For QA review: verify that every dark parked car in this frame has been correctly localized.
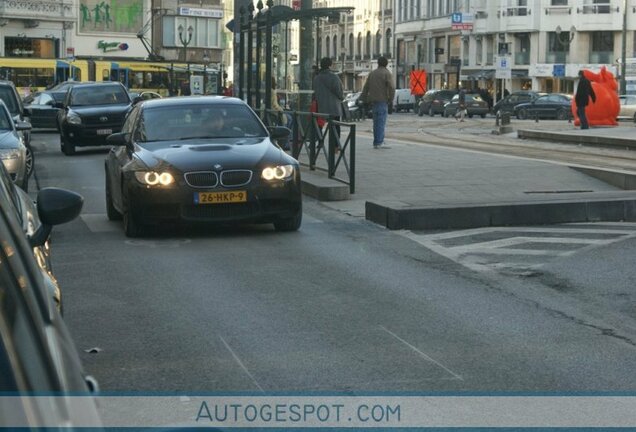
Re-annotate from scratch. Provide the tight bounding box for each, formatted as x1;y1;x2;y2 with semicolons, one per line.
0;100;31;190
24;90;67;129
0;80;33;177
514;93;573;120
57;81;132;155
0;162;100;419
443;93;490;118
417;89;458;117
493;90;543;115
105;96;302;237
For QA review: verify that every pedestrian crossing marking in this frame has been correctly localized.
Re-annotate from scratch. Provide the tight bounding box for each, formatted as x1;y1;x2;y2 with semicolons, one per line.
399;223;636;273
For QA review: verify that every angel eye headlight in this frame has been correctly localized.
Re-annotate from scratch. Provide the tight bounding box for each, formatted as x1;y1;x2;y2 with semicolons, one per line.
262;164;294;180
134;171;174;186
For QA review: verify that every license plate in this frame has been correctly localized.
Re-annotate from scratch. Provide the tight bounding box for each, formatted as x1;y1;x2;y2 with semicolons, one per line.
97;129;112;135
195;191;247;204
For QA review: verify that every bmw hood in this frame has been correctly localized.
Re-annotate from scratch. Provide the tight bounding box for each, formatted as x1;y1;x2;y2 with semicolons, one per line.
134;137;289;172
0;131;20;149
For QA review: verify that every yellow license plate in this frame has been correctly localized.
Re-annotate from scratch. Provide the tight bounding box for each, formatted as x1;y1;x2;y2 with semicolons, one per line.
195;191;247;204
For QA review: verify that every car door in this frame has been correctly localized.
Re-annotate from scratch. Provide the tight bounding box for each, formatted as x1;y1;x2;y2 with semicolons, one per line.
28;93;58;129
108;105;140;211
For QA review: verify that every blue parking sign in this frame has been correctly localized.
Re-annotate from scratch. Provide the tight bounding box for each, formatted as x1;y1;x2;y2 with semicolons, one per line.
452;13;462;23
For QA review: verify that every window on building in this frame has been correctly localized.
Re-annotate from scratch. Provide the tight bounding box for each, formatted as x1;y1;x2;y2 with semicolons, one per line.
357;33;362;58
486;35;494;65
349;33;354;58
515;33;530;65
333;35;338;58
325;36;330;58
385;29;392;57
590;31;614;63
365;31;371;58
547;32;569;63
376;31;382;56
551;0;568;4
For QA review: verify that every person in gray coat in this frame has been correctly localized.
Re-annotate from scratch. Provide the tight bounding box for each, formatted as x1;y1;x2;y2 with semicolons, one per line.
312;57;344;121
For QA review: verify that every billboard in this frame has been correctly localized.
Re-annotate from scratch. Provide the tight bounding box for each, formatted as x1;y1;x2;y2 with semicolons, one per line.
79;0;143;34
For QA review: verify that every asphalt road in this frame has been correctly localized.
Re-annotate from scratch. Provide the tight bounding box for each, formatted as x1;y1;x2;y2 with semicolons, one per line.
31;130;636;393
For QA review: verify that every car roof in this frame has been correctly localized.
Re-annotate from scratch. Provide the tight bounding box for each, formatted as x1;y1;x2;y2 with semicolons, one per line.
0;80;17;88
140;95;247;109
69;82;123;90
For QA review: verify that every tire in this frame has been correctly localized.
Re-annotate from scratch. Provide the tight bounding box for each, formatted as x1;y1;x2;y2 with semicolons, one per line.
429;107;435;117
556;109;567;120
24;144;34;178
517;108;528;120
633;113;636;124
468;114;474;118
60;135;75;156
273;208;302;232
480;113;487;118
105;172;122;221
123;206;145;238
417;104;425;117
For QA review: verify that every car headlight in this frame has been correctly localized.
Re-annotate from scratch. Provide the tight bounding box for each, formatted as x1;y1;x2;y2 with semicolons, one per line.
67;111;82;125
134;171;175;186
0;149;21;160
262;164;294;181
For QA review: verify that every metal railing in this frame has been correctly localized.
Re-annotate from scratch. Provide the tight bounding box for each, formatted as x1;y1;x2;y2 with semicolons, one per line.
259;108;356;194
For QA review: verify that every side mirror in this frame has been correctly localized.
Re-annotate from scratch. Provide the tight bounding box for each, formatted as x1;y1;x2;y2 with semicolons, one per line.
106;132;130;146
269;126;290;140
29;188;83;247
44;99;54;106
132;96;143;105
15;121;32;131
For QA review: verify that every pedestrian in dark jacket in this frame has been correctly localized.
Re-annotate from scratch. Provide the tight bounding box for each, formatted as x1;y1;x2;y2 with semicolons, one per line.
575;70;596;130
312;57;344;120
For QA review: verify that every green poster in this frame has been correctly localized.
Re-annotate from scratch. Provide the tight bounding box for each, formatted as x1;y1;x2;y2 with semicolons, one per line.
79;0;143;34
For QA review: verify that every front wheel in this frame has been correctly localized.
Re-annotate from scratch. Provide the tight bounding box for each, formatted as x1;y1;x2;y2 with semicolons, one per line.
517;108;528;120
556;109;567;120
60;135;76;156
123;207;145;237
480;113;487;118
105;172;122;221
429;107;435;117
274;209;302;232
24;144;34;178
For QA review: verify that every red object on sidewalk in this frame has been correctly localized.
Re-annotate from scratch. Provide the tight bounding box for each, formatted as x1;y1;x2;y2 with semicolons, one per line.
310;99;326;128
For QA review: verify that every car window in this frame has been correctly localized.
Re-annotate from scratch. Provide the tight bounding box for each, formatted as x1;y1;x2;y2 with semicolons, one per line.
0;86;19;115
139;104;268;142
122;105;140;135
0;105;12;130
71;86;129;106
39;93;53;105
0;163;21;219
508;95;519;103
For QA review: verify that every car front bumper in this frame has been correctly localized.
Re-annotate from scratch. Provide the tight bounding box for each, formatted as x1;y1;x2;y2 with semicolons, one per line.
64;124;123;146
1;150;26;185
126;173;302;226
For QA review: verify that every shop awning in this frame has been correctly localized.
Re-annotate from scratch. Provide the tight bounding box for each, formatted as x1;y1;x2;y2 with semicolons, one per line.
512;69;530;79
466;70;495;80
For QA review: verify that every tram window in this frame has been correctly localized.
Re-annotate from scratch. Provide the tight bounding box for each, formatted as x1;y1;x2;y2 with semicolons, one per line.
0;68;55;88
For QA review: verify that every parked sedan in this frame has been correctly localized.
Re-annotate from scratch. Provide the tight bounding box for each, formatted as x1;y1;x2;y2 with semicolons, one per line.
24;90;66;129
0;162;100;421
618;95;636;122
0;100;31;190
492;90;544;115
514;93;573;120
57;81;132;155
443;93;490;118
418;89;458;116
105;96;302;237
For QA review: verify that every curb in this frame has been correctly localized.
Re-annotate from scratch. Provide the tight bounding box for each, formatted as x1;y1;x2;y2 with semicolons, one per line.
300;169;350;201
518;129;636;149
366;195;636;230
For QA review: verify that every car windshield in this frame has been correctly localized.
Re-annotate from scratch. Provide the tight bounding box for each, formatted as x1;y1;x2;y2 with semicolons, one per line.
71;86;129;106
0;87;19;116
139;103;268;142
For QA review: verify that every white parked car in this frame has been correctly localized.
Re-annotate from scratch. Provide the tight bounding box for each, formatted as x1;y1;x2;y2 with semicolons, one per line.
393;88;416;112
618;95;636;122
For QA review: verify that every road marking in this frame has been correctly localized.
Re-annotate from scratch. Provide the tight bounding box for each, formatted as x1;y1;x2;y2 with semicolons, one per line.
220;336;265;393
380;325;463;381
399;223;636;273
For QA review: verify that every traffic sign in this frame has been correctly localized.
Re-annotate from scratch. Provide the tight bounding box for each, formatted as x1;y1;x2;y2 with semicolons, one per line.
495;56;511;79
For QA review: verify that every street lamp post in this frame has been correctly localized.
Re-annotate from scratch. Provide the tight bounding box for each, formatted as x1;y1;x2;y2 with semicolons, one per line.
178;24;194;63
555;25;575;93
620;0;627;95
203;51;210;94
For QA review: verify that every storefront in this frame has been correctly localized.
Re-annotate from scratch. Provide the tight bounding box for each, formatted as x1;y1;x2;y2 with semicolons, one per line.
4;37;58;59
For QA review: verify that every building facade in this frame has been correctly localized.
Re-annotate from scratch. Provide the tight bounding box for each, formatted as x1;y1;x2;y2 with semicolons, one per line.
394;0;636;97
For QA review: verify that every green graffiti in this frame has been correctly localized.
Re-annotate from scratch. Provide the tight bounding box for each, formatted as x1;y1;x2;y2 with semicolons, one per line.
80;4;91;27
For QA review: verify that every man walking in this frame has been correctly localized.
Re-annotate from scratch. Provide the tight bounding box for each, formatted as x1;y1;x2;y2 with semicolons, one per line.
361;56;395;149
575;70;596;130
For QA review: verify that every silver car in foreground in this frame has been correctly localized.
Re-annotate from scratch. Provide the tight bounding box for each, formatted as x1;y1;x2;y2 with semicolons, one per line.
0;100;31;191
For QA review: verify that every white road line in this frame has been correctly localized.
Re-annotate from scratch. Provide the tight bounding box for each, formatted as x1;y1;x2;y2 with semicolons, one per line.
459;248;568;256
219;336;265;393
419;227;634;241
448;236;609;252
379;325;463;381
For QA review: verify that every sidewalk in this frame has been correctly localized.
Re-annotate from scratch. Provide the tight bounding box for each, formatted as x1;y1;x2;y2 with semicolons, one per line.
298;117;636;230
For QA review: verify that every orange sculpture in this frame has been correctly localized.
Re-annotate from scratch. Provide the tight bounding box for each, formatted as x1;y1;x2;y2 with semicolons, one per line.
571;67;620;127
